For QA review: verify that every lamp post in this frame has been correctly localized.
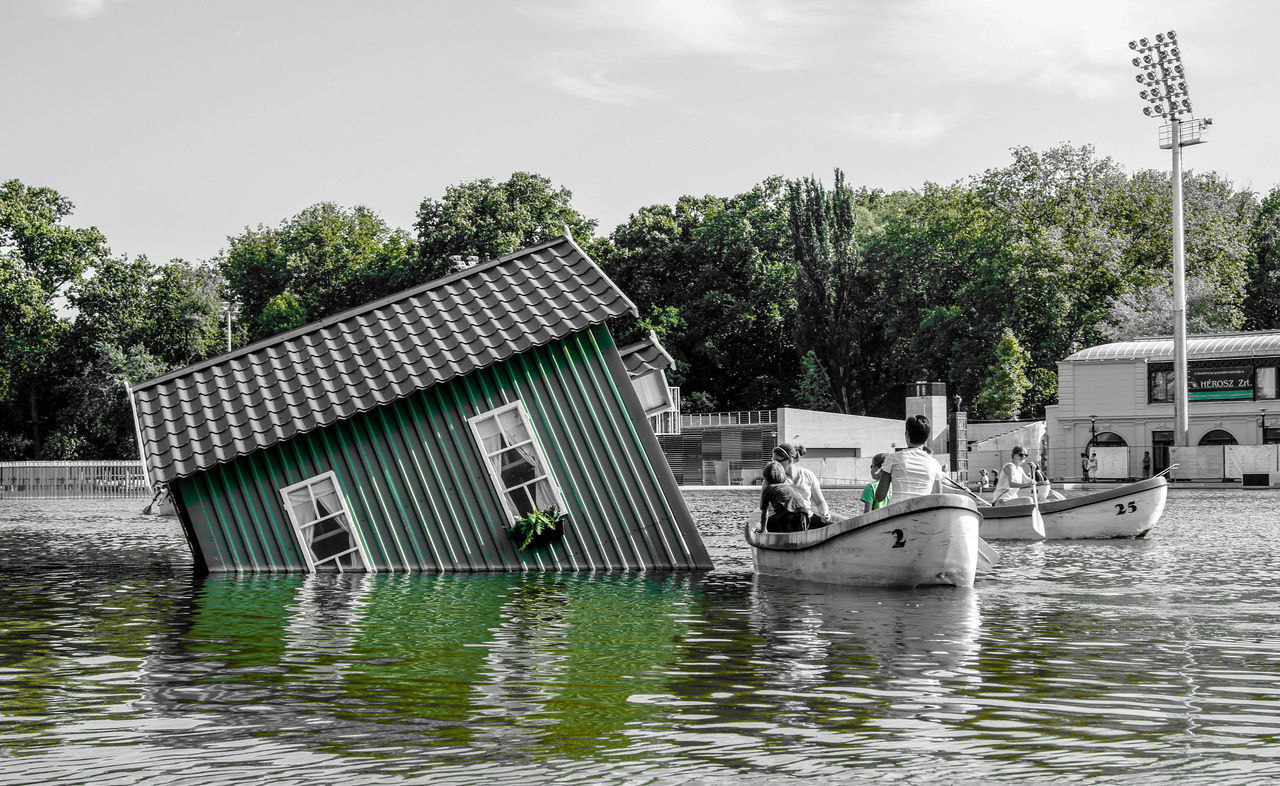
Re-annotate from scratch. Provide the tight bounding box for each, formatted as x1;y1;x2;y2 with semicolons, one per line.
218;300;241;353
1128;31;1210;449
1089;415;1097;448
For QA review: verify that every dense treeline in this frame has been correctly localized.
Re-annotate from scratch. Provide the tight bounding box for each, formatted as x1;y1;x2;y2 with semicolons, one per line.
3;145;1280;460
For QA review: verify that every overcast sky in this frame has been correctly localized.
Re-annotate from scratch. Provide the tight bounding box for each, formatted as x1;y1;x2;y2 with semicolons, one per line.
2;0;1271;265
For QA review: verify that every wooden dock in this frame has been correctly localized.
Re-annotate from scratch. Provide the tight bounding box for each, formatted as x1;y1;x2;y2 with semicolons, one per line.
0;461;149;499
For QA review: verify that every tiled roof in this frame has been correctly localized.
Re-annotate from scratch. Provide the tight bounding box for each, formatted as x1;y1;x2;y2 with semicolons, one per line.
1062;331;1280;363
130;236;636;485
618;331;675;378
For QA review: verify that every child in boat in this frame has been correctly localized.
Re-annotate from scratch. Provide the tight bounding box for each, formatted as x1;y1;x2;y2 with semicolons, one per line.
861;453;892;513
758;460;814;533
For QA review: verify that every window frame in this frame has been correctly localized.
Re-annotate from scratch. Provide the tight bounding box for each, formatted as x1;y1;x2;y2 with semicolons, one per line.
467;400;566;522
279;470;370;573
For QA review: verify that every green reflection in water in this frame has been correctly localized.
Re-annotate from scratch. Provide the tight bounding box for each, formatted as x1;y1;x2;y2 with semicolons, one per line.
160;571;697;762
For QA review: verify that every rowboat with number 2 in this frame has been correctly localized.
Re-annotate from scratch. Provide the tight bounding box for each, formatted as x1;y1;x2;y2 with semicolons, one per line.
745;493;985;588
978;475;1168;540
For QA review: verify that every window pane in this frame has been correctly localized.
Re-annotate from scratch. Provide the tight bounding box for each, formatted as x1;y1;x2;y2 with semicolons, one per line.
497;408;531;444
510;485;537;518
1257;367;1277;400
287;487;315;524
314;481;342;519
310;515;355;563
495;447;539;491
473;414;504;453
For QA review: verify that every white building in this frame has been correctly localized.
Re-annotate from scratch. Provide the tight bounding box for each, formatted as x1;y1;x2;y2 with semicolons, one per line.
1045;331;1280;484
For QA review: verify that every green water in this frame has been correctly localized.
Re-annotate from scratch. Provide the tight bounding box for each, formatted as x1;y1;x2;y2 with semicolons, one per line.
1;490;1279;783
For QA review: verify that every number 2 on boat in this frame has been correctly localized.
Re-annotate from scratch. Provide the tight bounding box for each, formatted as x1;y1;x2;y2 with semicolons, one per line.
890;529;905;548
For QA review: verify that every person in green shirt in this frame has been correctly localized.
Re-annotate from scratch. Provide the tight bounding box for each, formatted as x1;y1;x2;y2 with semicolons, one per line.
861;452;892;513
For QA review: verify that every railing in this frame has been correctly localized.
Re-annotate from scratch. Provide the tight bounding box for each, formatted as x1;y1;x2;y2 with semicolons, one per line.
0;461;150;499
681;410;777;429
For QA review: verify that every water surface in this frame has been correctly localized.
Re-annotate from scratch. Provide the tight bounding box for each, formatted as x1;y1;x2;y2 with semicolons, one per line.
2;490;1279;783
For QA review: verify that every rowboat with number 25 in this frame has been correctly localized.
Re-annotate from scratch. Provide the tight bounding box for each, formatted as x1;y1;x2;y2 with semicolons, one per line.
978;475;1168;540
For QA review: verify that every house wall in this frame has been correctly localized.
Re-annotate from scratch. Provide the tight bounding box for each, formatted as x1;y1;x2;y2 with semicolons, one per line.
171;325;709;572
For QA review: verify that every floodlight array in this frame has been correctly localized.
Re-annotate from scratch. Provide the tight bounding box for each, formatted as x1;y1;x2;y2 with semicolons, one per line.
1129;30;1193;119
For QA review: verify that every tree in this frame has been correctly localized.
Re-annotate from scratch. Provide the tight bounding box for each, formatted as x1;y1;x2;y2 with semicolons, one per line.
787;170;878;414
793;350;836;411
220;203;415;342
0;180;108;456
415;172;600;281
1244;186;1280;329
974;328;1031;420
604;178;799;411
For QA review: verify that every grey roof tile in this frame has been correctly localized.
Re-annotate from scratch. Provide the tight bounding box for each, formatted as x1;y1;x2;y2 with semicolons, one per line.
619;331;675;378
131;236;635;484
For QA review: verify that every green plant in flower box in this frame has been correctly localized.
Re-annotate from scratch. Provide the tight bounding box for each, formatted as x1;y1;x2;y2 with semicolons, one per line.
506;506;567;550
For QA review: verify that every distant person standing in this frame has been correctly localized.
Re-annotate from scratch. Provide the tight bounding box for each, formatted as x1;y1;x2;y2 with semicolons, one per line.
1142;451;1152;478
1081;452;1089;482
1088;451;1099;482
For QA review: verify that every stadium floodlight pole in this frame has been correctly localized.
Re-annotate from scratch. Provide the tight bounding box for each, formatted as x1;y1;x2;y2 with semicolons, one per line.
1128;30;1211;448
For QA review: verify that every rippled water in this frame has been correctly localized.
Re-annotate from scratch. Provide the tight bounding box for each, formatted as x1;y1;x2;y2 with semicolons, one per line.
2;489;1280;784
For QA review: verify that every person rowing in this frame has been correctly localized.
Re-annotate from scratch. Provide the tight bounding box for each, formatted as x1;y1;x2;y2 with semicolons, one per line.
991;446;1038;505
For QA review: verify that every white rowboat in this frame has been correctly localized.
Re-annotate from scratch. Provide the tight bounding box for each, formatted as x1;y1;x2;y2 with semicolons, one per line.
977;476;1168;540
746;493;981;588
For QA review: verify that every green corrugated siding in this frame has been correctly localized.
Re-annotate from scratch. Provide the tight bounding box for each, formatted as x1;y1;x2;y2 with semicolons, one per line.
171;326;708;572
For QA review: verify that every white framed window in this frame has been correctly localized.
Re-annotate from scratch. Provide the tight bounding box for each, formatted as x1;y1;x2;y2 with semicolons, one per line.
468;401;565;520
280;471;369;573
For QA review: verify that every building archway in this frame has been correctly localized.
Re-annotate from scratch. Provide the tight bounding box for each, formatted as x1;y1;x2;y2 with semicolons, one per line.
1092;431;1127;447
1197;429;1238;446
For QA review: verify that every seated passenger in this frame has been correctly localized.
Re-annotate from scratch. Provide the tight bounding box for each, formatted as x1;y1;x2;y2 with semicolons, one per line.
874;415;943;506
759;460;812;533
861;452;892;513
773;443;830;522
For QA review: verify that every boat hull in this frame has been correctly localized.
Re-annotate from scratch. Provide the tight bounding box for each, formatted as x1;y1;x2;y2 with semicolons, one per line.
977;499;1046;540
1040;476;1168;539
977;476;1168;540
749;493;980;588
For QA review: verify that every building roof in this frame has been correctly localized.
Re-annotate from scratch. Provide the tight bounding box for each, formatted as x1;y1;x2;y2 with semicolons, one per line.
618;331;675;378
1062;331;1280;363
131;235;636;485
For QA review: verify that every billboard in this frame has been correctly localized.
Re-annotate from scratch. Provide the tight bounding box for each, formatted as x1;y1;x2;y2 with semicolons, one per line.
1188;365;1254;401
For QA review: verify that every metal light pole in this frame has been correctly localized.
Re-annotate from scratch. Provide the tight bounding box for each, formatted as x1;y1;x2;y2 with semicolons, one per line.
218;300;241;353
1128;31;1211;448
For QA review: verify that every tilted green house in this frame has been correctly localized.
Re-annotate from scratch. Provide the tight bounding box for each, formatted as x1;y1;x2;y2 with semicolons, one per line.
128;236;710;573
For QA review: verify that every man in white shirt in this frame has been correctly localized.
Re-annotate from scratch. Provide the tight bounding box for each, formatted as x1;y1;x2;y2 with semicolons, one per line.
874;415;943;505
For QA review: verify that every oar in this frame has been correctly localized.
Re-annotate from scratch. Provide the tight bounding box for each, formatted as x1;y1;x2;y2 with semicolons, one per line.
1153;463;1179;479
976;538;1000;570
942;476;992;507
941;478;1000;569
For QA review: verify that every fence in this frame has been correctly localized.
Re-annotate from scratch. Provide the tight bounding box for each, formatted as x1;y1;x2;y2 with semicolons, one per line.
681;410;777;429
0;461;150;499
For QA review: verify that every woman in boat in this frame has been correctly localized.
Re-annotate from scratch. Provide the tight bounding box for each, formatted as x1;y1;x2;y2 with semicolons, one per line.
873;415;943;505
991;446;1038;505
758;460;813;533
773;443;831;523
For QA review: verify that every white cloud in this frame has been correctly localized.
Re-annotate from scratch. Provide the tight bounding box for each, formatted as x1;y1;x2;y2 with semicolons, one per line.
54;0;123;20
541;55;658;105
861;0;1229;102
530;0;841;71
840;109;960;147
